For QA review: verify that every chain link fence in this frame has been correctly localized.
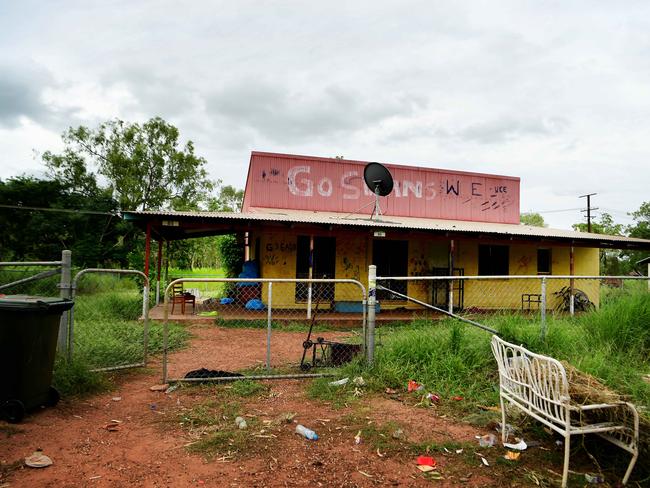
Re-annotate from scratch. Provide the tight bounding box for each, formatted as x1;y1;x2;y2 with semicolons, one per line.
374;274;650;337
70;269;150;371
0;261;62;297
161;278;366;383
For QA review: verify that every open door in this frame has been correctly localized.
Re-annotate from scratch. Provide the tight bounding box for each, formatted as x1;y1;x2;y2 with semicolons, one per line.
296;236;336;302
372;239;408;301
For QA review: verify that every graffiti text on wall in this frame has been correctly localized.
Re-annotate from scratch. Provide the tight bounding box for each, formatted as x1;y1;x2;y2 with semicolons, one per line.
283;166;510;209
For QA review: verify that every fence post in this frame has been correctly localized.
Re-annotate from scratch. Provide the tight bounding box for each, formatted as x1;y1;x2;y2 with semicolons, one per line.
307;285;312;319
142;283;150;366
266;282;273;371
58;250;72;357
540;276;547;339
367;265;376;365
448;280;454;314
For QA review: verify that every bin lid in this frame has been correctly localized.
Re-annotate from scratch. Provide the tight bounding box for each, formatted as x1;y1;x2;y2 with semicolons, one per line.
0;295;74;312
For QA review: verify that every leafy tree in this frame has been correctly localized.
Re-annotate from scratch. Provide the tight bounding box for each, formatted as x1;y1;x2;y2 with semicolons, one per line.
625;201;650;272
572;212;623;235
43;117;213;211
167;185;245;271
207;185;244;212
0;176;133;266
520;212;547;227
628;202;650;240
572;213;626;275
218;235;244;278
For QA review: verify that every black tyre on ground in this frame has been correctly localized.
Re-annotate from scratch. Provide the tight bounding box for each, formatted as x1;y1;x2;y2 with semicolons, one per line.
2;399;25;423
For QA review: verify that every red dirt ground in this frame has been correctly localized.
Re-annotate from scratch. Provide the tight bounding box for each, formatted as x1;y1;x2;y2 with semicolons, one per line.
0;325;591;487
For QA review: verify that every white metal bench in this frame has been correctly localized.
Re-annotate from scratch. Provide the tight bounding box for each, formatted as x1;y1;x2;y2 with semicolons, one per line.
491;335;639;487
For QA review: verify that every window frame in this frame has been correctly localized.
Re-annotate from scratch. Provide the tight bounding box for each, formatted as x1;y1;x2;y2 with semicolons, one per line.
537;248;552;275
478;244;510;276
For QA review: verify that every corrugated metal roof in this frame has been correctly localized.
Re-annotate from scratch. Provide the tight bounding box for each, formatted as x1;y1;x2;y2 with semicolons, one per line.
122;207;650;248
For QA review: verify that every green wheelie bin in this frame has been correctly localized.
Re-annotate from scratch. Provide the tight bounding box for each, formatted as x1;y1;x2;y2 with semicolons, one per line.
0;295;74;423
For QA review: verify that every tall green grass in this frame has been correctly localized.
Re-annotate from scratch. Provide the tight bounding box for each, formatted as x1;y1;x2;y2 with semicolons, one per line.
366;289;650;412
366;320;498;406
73;290;189;367
54;276;189;396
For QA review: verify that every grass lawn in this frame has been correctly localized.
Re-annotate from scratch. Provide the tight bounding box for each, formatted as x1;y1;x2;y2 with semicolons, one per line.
168;267;226;298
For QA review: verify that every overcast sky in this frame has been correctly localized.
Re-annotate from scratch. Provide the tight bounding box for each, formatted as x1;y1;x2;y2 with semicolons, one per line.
1;0;649;229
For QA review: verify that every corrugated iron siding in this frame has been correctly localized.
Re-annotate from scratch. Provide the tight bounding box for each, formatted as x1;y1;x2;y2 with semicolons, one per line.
242;152;520;224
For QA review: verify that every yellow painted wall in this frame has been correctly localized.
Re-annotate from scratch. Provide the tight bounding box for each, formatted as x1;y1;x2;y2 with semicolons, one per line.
252;229;601;311
456;242;600;310
257;231;368;308
573;247;600;308
258;232;300;308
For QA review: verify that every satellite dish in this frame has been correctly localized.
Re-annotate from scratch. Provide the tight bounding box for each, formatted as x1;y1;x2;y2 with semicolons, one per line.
364;162;394;197
360;162;394;219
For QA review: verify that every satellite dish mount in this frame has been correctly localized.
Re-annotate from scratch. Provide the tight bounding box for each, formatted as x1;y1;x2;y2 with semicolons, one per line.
348;162;393;220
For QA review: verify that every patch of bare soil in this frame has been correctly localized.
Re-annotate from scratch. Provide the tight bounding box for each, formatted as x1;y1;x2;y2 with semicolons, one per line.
166;325;353;379
0;324;583;487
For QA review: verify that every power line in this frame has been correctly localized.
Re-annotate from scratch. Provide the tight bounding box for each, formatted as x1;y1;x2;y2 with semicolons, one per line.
531;207;583;214
0;203;117;216
599;208;635;219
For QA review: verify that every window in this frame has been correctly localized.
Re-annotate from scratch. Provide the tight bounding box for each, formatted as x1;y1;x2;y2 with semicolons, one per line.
478;245;509;276
537;249;551;274
373;240;408;300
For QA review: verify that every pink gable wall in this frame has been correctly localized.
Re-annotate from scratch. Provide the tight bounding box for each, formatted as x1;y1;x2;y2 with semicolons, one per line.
242;152;520;224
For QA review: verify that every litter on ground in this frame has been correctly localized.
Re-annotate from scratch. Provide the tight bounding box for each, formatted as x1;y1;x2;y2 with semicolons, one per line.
329;377;349;386
503;439;527;451
477;433;496;447
504;451;521;461
25;450;53;468
416;455;436;467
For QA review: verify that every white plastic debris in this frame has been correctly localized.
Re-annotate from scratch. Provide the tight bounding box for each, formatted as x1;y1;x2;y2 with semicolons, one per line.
329;377;349;386
503;439;527;451
25;450;53;468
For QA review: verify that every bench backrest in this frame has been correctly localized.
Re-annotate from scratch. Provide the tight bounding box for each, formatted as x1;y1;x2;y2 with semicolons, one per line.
491;335;571;426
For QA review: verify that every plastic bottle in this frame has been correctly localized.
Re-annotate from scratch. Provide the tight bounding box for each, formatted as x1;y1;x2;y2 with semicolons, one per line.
295;424;318;440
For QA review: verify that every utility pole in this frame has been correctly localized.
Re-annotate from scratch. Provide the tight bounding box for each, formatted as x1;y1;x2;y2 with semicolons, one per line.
579;193;598;232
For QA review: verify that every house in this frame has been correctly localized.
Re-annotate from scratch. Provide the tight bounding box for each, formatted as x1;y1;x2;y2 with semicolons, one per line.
122;151;650;311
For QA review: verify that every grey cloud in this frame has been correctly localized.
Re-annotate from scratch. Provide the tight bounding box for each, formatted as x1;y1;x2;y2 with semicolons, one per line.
384;116;568;145
0;62;52;128
102;63;198;120
458;117;569;144
0;61;82;131
206;80;427;143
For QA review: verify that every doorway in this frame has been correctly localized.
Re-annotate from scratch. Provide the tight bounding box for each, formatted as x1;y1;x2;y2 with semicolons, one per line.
372;239;408;301
295;236;336;302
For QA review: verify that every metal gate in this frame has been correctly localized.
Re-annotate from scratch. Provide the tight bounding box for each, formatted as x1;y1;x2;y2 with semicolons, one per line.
161;278;366;383
69;269;150;371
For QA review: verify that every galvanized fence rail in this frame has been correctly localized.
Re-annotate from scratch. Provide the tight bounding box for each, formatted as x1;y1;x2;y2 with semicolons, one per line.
0;250;72;353
69;269;150;371
373;273;650;338
161;278;366;384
